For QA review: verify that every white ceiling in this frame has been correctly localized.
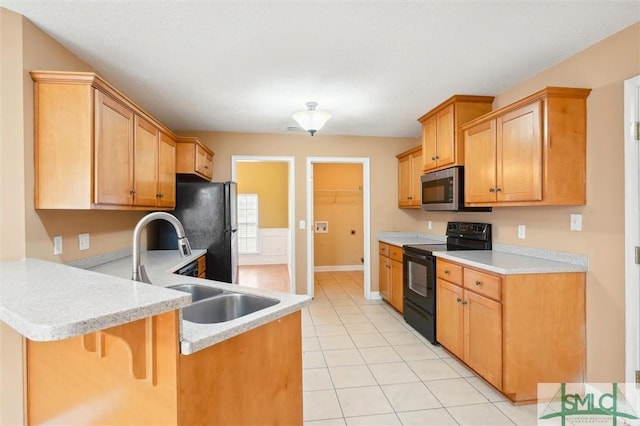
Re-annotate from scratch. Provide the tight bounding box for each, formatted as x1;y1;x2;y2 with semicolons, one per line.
2;1;639;138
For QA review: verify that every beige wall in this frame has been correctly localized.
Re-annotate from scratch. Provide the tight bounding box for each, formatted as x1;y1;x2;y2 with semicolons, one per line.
313;163;364;267
236;161;288;228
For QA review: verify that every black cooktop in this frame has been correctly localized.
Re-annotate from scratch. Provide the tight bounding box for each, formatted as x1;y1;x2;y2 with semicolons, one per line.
403;222;492;255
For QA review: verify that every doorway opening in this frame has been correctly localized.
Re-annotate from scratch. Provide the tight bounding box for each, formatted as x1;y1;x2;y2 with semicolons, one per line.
306;157;371;299
231;156;295;294
624;75;639;384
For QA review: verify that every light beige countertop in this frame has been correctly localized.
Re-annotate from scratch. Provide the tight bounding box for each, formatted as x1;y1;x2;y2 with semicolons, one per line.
435;250;588;275
89;250;312;355
0;258;191;342
1;250;311;354
378;231;588;274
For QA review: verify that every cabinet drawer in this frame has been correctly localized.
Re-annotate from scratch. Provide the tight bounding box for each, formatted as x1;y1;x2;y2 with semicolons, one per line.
379;243;390;257
389;245;403;262
464;268;501;301
437;259;462;285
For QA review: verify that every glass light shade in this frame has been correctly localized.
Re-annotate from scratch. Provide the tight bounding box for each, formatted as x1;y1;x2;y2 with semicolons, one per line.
292;105;331;136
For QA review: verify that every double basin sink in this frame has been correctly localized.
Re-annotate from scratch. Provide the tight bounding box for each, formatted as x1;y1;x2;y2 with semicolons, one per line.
169;284;279;324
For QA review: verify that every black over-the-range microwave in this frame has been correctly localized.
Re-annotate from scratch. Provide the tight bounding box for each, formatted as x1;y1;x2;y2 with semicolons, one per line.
421;166;491;212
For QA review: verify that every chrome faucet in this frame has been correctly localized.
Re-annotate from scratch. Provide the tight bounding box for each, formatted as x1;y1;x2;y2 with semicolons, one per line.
132;212;192;283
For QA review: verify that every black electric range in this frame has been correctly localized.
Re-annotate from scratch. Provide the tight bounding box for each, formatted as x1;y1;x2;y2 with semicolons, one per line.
402;222;492;344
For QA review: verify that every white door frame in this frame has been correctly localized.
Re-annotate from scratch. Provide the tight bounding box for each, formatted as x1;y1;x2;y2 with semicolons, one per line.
624;75;640;384
306;157;371;299
231;155;296;294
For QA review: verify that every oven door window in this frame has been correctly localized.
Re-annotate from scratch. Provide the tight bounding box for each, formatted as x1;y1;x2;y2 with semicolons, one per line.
407;259;428;297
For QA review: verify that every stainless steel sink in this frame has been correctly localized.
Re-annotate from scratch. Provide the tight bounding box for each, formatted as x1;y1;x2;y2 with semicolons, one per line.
168;284;223;302
182;293;280;324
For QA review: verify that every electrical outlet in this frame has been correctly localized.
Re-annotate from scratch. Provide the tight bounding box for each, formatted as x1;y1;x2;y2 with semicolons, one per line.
53;236;63;255
427;221;432;231
518;225;526;239
570;214;583;231
79;233;90;251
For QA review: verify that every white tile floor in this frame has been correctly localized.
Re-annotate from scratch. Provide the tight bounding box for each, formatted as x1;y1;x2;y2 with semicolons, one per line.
303;271;540;426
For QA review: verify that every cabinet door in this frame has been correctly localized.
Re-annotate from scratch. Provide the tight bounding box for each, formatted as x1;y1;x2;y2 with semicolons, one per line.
203;152;213;179
435;104;455;168
409;149;423;206
464;290;502;389
496;101;542;202
379;255;391;302
436;279;464;359
94;91;134;206
421;115;438;171
397;154;412;207
133;116;159;207
464;120;497;204
157;133;176;208
390;259;404;313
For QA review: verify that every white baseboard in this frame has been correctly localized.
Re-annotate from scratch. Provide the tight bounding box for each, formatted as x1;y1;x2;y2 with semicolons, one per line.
368;291;382;300
314;265;364;272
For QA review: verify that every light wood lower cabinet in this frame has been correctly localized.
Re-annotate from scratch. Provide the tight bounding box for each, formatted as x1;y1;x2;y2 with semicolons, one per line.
197;254;207;279
27;310;302;425
379;242;403;313
436;258;585;403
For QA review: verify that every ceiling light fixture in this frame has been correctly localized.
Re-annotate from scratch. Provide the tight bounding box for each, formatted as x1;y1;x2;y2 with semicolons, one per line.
292;102;331;136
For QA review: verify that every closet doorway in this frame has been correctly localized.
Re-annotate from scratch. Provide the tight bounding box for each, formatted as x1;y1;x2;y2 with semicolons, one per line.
306;157;371;299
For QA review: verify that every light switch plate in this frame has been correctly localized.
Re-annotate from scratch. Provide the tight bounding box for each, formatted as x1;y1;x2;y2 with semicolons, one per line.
53;236;62;255
570;214;583;231
299;220;306;230
518;225;526;239
427;221;432;230
79;233;90;250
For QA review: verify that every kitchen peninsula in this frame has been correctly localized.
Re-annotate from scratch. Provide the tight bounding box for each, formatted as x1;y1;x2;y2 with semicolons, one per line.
0;251;310;425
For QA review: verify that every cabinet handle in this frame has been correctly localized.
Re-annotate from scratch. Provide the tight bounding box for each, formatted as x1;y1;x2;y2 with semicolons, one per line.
130;189;136;195
407;196;412;200
204;165;209;169
456;297;462;303
156;193;164;199
462;300;468;305
495;187;502;192
431;156;436;160
435;155;439;160
475;280;481;286
489;188;495;193
444;269;450;274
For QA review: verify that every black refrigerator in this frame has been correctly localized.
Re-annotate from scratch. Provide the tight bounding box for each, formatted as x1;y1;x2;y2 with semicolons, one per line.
151;181;238;283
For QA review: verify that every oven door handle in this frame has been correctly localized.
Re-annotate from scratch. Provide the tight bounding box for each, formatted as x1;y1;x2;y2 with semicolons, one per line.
404;252;433;262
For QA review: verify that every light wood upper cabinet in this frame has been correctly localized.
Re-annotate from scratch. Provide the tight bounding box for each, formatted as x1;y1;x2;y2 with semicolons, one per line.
396;145;422;208
418;95;494;173
133;116;160;207
157;133;177;208
94;91;135;206
463;87;591;207
31;71;178;210
176;137;214;181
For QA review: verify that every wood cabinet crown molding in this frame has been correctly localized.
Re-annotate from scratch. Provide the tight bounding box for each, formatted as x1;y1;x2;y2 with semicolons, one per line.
31;71;177;139
417;94;495;123
462;86;591;207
